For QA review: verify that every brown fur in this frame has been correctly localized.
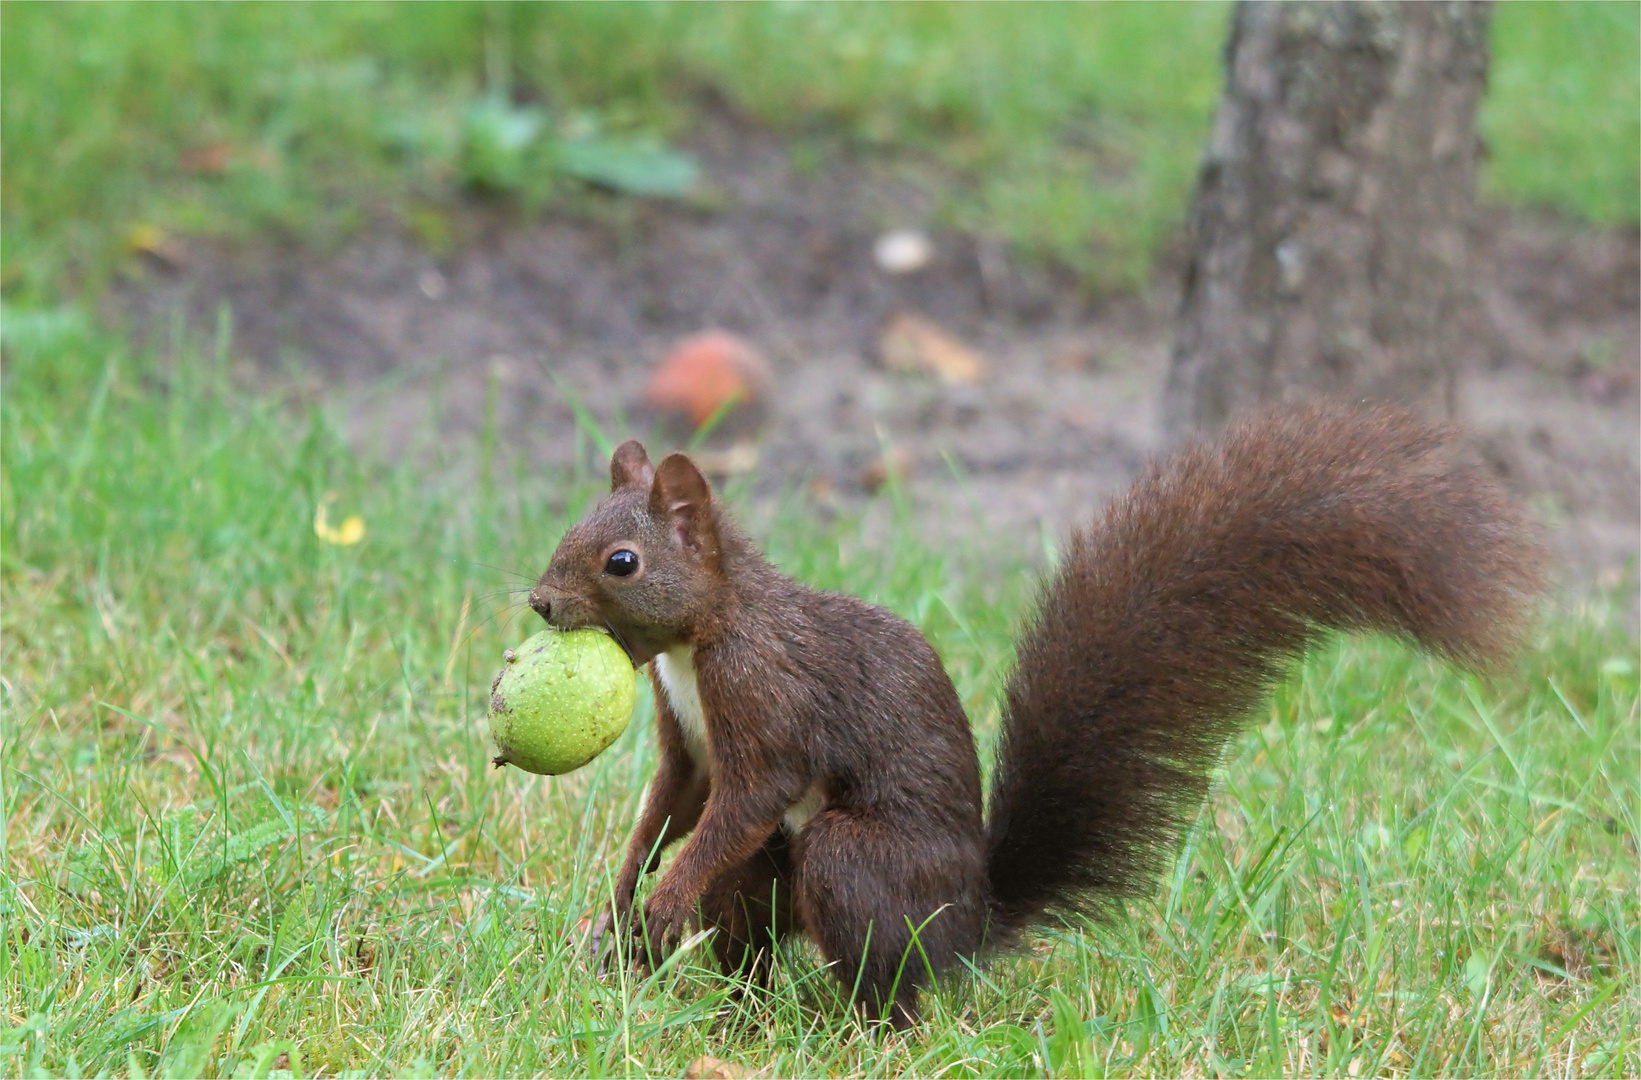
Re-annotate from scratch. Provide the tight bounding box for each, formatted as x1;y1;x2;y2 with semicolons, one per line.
529;404;1546;1027
985;405;1546;933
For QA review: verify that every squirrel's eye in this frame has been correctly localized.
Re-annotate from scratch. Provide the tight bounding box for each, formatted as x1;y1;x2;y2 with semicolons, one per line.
604;549;640;577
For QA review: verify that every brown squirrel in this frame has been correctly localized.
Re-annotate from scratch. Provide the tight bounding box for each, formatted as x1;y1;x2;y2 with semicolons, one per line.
527;403;1545;1028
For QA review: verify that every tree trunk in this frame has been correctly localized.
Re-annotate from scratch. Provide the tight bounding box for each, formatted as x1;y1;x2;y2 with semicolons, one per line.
1164;1;1492;435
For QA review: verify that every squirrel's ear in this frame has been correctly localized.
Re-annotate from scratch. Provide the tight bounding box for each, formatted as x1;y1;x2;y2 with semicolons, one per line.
610;440;655;491
650;453;719;566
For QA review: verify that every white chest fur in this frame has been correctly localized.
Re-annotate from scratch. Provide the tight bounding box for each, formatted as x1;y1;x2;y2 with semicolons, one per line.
653;646;826;835
655;646;709;772
782;784;826;834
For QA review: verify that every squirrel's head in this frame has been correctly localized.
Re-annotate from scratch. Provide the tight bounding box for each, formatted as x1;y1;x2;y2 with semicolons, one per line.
529;440;724;666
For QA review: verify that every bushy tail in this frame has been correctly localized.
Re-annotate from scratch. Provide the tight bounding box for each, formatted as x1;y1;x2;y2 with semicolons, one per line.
983;404;1547;933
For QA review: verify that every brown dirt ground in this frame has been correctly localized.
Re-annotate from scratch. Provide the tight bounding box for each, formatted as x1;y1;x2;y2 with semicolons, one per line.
108;113;1639;596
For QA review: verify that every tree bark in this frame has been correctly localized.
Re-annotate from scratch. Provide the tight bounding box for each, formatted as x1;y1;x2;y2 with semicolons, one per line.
1164;1;1493;435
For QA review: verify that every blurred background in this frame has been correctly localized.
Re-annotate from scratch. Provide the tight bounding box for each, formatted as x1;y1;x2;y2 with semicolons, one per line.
2;1;1637;572
3;7;1637;1075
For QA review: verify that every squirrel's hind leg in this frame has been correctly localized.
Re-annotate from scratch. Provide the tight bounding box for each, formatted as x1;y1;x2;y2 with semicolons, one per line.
696;831;798;987
793;808;987;1029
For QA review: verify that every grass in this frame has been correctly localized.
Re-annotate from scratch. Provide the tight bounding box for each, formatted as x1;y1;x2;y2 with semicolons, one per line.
2;2;1636;299
1481;2;1641;226
2;4;1638;1074
2;311;1637;1077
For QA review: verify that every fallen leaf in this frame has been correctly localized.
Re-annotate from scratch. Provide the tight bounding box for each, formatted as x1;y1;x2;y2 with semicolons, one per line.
690;442;760;476
353;936;378;973
314;496;366;546
181;142;232;176
880;312;986;385
684;1055;745;1080
861;448;910;494
126;224;187;269
646;330;770;428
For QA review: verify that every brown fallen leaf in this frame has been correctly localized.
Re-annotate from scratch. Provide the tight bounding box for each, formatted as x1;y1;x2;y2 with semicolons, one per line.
646;330;771;428
353;934;379;974
879;312;986;385
690;442;760;477
181;141;232;176
861;448;911;494
684;1056;746;1080
126;223;187;270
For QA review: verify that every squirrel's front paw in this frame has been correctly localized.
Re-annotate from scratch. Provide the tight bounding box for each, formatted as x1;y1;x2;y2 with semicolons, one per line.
634;894;692;969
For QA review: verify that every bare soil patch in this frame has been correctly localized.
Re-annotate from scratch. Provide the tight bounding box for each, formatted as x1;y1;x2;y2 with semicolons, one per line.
109;114;1638;591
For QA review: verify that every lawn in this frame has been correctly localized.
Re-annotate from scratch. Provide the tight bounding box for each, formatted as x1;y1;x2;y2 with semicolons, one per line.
2;2;1638;1077
3;296;1636;1079
1;2;1636;297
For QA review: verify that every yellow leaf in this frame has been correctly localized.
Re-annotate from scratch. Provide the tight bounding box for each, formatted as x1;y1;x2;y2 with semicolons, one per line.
127;223;186;267
314;501;367;546
127;223;168;253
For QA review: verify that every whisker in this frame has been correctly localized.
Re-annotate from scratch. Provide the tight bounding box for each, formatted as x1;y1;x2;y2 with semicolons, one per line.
460;558;539;583
455;600;534;655
471;588;529;606
602;619;640;669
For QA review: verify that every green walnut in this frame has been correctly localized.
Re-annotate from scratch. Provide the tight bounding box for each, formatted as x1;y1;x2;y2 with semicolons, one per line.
488;628;636;775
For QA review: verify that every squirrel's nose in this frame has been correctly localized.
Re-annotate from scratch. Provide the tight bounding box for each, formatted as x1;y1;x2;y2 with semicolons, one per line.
529;590;551;623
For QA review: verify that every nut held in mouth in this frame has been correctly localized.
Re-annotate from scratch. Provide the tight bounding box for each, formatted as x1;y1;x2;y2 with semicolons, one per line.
488;628;637;776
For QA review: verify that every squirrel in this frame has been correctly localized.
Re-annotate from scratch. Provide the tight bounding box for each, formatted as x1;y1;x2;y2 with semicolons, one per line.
527;403;1546;1028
